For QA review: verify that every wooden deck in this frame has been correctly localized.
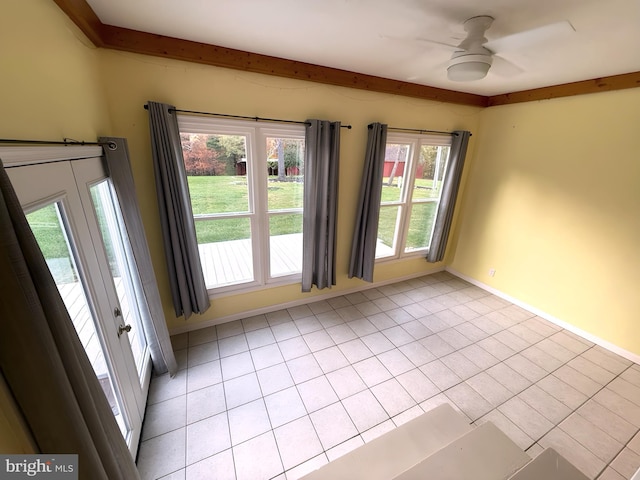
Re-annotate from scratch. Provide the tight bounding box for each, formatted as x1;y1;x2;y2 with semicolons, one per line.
198;233;303;287
58;282;107;377
57;279;138;420
197;233;396;287
57;277;140;388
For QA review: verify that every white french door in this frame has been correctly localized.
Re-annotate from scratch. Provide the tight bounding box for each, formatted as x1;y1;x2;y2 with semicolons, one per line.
5;150;151;456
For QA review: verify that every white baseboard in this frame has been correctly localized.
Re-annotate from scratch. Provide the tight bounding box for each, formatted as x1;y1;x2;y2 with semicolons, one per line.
172;264;640;366
169;267;445;335
446;267;640;365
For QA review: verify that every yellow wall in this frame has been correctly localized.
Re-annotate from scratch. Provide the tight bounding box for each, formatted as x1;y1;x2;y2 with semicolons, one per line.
0;0;111;139
0;0;113;453
97;50;481;330
451;89;640;355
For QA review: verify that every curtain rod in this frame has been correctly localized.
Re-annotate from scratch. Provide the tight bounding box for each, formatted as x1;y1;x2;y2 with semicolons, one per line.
0;138;115;147
0;138;118;169
144;105;352;129
369;125;464;137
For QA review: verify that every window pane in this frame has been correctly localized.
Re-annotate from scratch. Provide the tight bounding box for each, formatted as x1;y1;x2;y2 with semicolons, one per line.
382;143;411;202
195;218;253;288
179;118;306;290
181;133;249;214
405;202;438;252
90;180;147;378
269;213;302;277
26;203;128;437
266;137;305;210
376;205;400;258
413;145;450;200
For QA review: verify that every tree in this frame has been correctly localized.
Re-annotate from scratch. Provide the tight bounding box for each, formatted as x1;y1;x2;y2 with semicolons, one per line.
284;140;304;172
277;139;285;181
386;144;408;187
419;145;450;185
207;134;247;175
266;138;304;179
181;134;225;175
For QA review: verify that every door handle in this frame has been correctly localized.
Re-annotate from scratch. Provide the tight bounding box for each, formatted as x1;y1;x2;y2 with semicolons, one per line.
117;324;132;337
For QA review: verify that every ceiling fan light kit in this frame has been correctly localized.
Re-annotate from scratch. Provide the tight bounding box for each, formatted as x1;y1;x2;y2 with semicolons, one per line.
447;52;493;81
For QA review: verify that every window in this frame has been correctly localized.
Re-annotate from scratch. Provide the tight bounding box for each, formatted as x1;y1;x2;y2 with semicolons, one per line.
376;134;451;259
178;116;305;291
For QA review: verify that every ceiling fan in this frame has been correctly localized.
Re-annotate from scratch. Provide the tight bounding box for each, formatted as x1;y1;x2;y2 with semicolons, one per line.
405;16;575;82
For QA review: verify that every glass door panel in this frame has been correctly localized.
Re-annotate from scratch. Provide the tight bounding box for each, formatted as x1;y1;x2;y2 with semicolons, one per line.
90;180;148;379
25;201;128;437
6;156;147;456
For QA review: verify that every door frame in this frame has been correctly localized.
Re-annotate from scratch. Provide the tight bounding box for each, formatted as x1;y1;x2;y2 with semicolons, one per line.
1;145;151;455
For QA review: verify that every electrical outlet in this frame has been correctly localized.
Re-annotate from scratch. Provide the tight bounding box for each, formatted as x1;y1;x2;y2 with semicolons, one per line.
489;268;496;277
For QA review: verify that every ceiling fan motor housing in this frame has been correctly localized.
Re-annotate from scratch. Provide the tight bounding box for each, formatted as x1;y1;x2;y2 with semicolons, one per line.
447;15;494;81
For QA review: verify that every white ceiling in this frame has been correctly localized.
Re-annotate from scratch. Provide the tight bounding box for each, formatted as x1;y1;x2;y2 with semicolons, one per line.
87;0;640;96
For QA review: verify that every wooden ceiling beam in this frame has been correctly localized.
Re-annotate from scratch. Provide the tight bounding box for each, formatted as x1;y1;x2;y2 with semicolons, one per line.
53;0;106;47
52;0;640;109
100;25;488;107
488;71;640;106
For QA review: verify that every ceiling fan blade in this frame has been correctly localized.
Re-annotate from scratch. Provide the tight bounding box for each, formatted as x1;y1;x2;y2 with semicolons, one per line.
379;33;459;51
490;55;525;77
407;59;450;82
484;20;575;54
414;37;460;50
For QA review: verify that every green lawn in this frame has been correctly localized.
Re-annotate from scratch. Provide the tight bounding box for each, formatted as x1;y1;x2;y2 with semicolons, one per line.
26;204;68;259
405;202;437;250
25;175;440;272
188;176;249;214
189;175;304;243
26;204;78;283
380;177;442;202
378;177;440;250
189;175;439;248
25;193;120;284
376;202;437;250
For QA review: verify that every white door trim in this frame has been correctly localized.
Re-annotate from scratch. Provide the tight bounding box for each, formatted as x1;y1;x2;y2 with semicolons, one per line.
0;145;103;166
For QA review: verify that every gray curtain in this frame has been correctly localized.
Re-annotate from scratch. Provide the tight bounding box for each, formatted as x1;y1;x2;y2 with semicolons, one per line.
302;119;341;292
0;160;140;480
101;137;177;376
349;123;388;282
427;130;471;263
147;101;210;319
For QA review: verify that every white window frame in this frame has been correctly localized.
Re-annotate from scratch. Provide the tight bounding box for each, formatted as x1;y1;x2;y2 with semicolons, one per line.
376;133;452;262
178;115;305;294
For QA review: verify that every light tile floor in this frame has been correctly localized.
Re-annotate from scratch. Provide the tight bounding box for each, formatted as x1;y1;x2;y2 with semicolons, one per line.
136;272;640;480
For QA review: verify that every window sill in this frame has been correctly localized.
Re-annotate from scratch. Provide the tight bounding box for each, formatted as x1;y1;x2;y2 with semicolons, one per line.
375;249;428;264
207;274;302;299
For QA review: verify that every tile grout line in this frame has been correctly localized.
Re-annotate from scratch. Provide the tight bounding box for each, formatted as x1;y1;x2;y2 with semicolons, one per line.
589;363;640;480
271;320;322;478
145;274;639;479
469;344;637;476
